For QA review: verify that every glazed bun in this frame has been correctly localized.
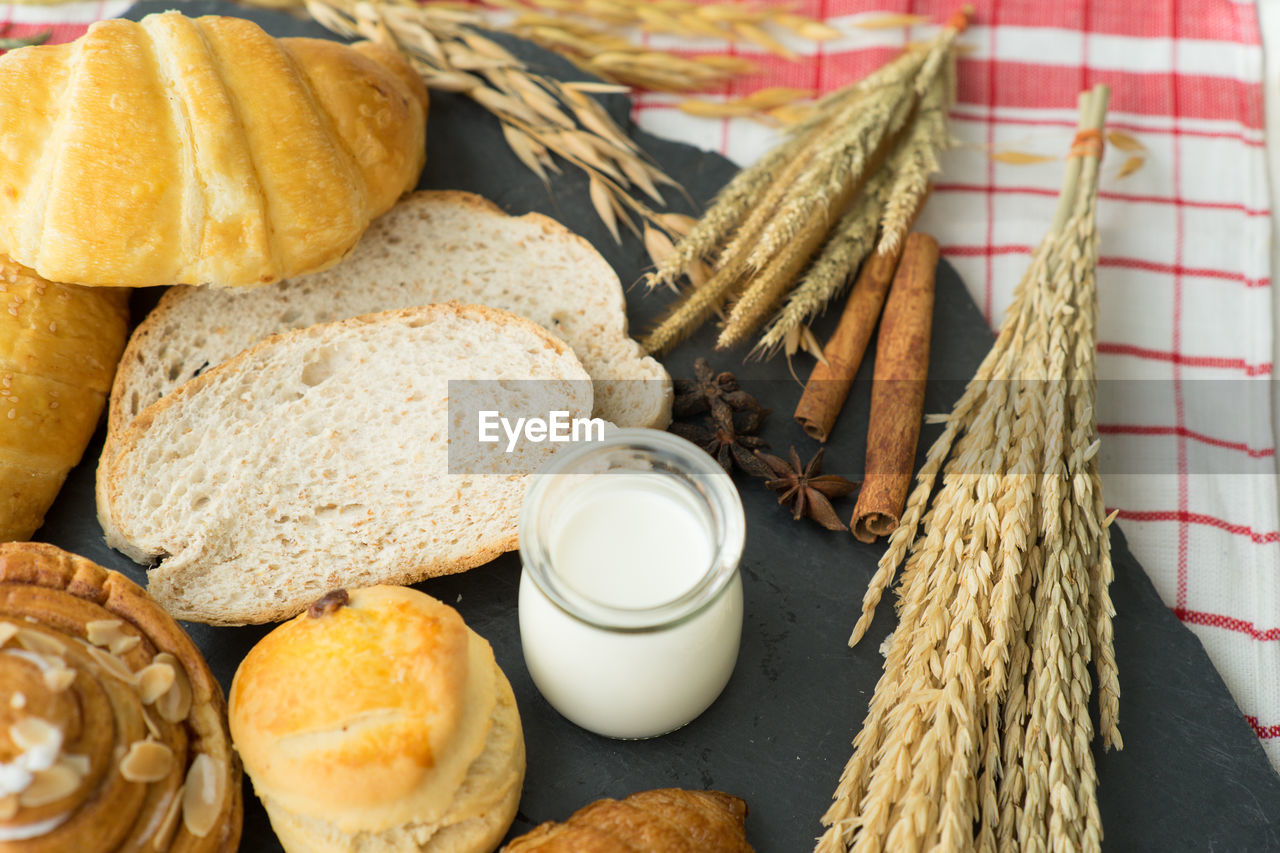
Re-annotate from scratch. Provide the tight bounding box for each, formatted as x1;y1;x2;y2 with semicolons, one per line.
228;586;524;853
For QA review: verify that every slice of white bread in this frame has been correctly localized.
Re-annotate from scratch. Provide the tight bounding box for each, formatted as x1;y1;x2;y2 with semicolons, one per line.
108;190;670;437
96;302;594;625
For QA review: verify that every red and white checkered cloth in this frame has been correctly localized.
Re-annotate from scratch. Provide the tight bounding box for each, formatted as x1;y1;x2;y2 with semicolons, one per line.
3;0;1277;770
641;0;1280;771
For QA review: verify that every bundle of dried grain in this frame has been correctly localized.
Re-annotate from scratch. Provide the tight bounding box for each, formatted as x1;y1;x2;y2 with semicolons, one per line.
640;9;969;356
817;84;1120;853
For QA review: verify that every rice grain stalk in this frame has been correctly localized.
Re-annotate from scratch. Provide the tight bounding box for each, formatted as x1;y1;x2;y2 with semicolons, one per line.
1060;150;1107;853
1062;166;1122;755
828;415;1001;852
976;697;1002;853
848;243;1046;647
998;539;1040;852
1021;86;1111;853
833;83;1116;853
982;254;1052;699
819;422;997;851
817;494;969;851
899;363;1014;852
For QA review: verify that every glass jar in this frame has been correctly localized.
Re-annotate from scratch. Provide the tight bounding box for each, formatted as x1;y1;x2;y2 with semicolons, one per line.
517;428;746;739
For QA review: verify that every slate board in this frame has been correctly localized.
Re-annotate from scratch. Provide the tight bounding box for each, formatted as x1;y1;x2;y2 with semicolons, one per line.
34;3;1280;850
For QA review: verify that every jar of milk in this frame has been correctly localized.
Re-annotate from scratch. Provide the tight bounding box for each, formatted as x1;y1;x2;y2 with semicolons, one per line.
517;428;746;739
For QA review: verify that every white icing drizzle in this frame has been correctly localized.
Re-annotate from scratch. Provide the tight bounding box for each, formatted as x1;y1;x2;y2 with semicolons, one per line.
0;718;64;797
0;811;71;841
0;765;32;798
3;649;59;674
133;788;175;850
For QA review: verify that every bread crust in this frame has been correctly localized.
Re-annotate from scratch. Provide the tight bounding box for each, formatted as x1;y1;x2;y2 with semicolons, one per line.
0;12;427;288
106;189;671;436
0;257;128;540
96;302;590;624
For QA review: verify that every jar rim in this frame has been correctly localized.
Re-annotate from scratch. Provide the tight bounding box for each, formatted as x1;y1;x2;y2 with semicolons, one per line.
518;428;746;631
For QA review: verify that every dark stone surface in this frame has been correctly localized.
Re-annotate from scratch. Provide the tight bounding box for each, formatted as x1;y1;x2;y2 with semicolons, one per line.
37;3;1280;850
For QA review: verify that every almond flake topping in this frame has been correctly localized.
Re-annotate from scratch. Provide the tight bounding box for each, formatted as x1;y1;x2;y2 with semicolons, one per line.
15;629;64;657
42;667;75;693
109;636;141;656
85;620;126;648
80;642;138;686
181;754;223;838
152;653;191;724
137;663;175;705
10;718;61;763
18;765;78;807
62;754;90;777
120;741;173;784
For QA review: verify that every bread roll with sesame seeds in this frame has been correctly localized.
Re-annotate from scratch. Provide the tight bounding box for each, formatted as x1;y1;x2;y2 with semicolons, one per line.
0;256;128;541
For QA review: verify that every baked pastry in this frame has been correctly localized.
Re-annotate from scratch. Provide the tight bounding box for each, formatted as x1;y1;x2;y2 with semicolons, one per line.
504;788;753;852
95;303;594;625
0;12;427;289
0;257;128;541
107;190;672;434
0;542;241;850
229;585;525;853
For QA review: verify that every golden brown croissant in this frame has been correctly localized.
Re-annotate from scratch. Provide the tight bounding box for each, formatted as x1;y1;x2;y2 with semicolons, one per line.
0;256;128;541
0;12;428;289
503;788;754;853
0;542;241;850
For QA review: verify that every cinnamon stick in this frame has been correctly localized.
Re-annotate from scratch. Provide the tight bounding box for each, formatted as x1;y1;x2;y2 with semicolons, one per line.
850;232;937;543
793;242;907;442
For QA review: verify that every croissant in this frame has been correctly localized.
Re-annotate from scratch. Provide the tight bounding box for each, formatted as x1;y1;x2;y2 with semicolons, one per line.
0;12;428;289
0;542;241;850
503;788;754;853
0;256;128;541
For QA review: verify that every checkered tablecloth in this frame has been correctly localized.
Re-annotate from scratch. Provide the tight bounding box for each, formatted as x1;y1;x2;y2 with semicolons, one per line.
3;0;1277;771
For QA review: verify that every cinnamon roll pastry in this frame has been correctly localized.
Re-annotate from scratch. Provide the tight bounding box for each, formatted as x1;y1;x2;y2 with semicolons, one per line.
0;541;240;850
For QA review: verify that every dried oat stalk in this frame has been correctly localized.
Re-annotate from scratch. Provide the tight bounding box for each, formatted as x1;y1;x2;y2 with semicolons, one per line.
819;84;1119;853
641;8;967;356
296;0;684;243
484;0;841;57
483;11;761;94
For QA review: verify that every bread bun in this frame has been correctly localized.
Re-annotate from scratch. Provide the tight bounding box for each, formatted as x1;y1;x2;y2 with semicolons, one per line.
229;586;524;853
0;12;427;289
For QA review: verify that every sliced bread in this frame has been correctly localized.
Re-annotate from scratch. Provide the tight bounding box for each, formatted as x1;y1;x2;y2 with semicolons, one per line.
96;302;594;625
108;190;670;436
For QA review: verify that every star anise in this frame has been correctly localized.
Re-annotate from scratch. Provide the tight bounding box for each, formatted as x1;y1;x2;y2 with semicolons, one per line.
669;408;773;479
673;358;768;426
756;447;859;531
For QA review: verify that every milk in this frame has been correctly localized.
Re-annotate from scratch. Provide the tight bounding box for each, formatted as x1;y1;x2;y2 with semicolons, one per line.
519;467;744;740
549;474;712;608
